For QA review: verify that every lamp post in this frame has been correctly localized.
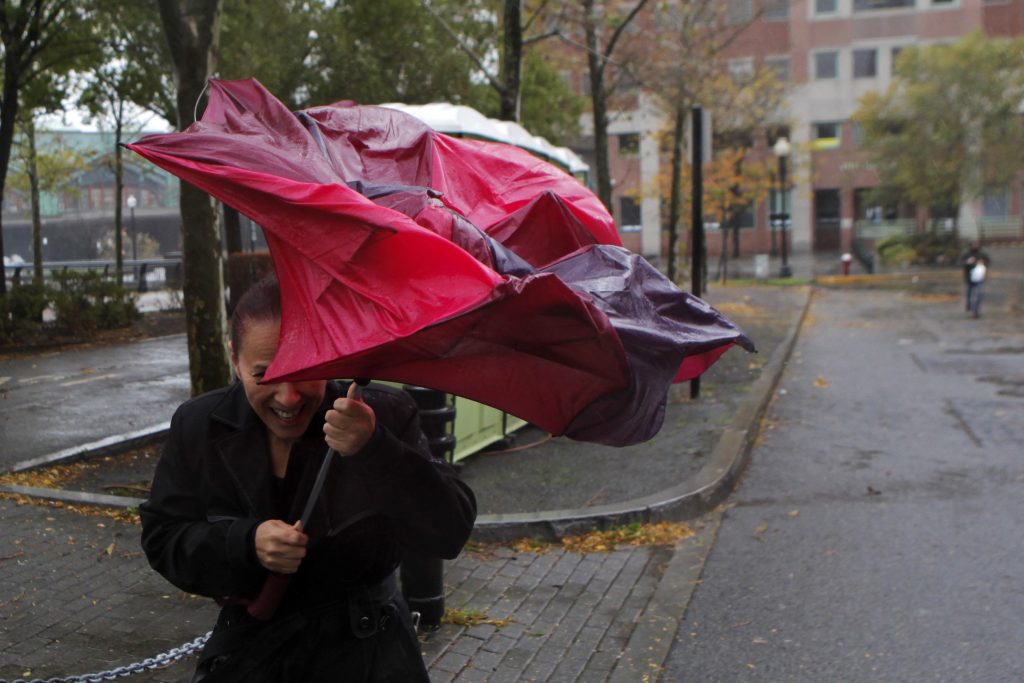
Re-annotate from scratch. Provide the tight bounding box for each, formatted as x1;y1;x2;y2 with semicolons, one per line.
773;137;792;278
126;194;138;262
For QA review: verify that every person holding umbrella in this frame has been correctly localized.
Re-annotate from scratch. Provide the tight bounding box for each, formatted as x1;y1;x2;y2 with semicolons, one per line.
140;276;476;682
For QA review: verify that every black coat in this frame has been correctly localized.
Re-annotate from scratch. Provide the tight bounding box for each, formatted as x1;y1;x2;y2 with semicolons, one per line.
140;380;476;682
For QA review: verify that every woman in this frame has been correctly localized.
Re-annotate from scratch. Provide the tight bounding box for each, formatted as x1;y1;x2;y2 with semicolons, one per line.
140;277;477;682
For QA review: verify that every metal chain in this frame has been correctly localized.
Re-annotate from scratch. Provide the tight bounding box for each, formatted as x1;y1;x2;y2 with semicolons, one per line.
1;631;211;683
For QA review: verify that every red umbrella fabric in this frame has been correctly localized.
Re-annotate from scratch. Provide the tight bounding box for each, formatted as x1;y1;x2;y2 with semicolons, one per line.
128;78;753;446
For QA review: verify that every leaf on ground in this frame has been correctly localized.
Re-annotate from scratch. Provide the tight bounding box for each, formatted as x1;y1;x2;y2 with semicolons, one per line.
814;375;829;389
442;607;513;628
562;521;694;553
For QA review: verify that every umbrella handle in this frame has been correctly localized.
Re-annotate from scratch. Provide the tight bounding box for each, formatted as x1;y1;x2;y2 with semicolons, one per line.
247;572;290;620
246;378;371;621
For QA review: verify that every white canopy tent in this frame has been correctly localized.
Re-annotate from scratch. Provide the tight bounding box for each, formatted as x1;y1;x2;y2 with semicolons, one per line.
380;102;589;181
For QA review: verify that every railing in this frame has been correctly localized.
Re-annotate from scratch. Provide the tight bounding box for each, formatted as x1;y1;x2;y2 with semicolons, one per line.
961;217;1023;241
4;258;182;292
853;218;916;239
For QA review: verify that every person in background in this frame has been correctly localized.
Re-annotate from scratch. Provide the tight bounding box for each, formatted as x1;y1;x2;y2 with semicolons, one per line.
140;276;476;682
962;241;991;319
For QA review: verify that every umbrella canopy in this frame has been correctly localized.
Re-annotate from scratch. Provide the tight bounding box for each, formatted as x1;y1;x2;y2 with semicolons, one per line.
128;78;753;446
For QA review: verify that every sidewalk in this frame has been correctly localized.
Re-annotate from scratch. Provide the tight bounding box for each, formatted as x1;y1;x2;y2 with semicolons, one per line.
0;282;809;682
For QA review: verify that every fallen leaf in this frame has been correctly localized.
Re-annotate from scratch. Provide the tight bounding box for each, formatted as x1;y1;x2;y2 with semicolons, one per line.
814;376;829;389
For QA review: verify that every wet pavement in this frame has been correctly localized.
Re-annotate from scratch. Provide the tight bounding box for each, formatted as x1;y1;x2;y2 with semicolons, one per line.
1;246;1020;681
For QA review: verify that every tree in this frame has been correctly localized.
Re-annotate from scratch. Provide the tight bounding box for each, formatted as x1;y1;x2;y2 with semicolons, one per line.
571;0;652;214
642;0;783;281
217;0;326;110
10;117;85;285
0;0;99;295
305;0;493;110
418;0;584;150
158;0;231;396
853;31;1024;234
80;0;173;287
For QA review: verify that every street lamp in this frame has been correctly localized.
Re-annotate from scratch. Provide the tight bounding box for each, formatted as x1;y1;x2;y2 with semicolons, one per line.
772;137;792;278
126;194;138;262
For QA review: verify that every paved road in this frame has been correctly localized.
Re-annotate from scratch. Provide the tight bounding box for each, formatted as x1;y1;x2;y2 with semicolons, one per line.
664;284;1024;681
0;335;189;470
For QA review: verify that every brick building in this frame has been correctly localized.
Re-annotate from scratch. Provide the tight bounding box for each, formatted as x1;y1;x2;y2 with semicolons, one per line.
562;0;1024;267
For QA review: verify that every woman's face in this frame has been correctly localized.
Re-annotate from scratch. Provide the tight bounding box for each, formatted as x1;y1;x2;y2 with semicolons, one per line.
231;318;327;446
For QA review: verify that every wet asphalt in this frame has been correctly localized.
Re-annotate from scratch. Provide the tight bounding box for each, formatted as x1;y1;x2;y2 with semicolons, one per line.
664;267;1024;681
0;335;189;470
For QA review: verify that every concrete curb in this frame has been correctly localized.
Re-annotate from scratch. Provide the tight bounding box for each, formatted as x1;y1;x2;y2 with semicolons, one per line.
471;285;813;543
0;482;145;508
7;422;170;474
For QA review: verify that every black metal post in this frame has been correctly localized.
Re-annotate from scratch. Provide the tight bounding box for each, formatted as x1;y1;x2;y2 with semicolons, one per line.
778;155;792;278
769;172;778;257
399;385;456;630
690;106;704;400
130;205;138;262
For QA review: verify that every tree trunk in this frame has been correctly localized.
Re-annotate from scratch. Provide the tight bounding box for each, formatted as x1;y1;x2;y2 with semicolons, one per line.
583;0;613;214
667;105;685;283
159;0;231;396
23;116;43;288
0;65;23;296
114;111;125;286
500;0;523;122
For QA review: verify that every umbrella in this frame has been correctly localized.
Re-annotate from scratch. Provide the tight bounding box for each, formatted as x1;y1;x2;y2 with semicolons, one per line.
128;78;754;447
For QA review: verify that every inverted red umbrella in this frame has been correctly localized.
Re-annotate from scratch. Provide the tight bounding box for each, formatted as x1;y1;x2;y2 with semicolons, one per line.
128;78;753;446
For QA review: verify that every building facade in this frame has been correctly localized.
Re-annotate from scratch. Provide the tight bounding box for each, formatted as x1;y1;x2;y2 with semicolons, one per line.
566;0;1024;267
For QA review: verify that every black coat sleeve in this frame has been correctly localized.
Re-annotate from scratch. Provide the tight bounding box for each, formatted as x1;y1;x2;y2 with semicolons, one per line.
353;386;477;560
139;404;265;598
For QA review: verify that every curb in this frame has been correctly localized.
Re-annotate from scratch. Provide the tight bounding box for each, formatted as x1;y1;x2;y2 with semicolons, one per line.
0;482;145;508
471;285;813;543
7;422;170;474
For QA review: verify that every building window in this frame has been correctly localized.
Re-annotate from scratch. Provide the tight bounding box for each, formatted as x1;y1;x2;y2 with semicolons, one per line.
728;58;754;80
763;0;789;20
853;48;878;78
813;121;842;149
618;133;640;155
813;50;839;79
891;46;905;74
727;0;754;24
619;196;642;229
853;0;915;11
765;56;791;82
982;187;1009;217
814;0;838;14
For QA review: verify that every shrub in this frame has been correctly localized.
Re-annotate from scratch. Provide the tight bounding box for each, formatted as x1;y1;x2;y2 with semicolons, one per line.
876;232;960;266
50;271;139;335
0;283;49;344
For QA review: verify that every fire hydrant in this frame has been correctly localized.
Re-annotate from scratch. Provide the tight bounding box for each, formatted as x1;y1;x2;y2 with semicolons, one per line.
841;253;852;276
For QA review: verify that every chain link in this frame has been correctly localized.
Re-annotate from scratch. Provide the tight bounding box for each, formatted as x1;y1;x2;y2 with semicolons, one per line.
1;631;211;683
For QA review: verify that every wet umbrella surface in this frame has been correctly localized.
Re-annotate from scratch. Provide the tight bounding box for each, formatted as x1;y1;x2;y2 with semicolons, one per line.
128;78;754;446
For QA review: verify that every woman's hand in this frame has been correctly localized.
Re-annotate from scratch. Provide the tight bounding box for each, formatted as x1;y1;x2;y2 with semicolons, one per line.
323;382;376;456
254;520;308;573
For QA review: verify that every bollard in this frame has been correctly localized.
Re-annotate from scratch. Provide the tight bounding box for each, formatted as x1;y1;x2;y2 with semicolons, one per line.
841;252;852;276
399;385;456;630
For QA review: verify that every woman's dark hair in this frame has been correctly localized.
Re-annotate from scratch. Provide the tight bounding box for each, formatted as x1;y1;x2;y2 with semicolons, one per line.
230;276;281;355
